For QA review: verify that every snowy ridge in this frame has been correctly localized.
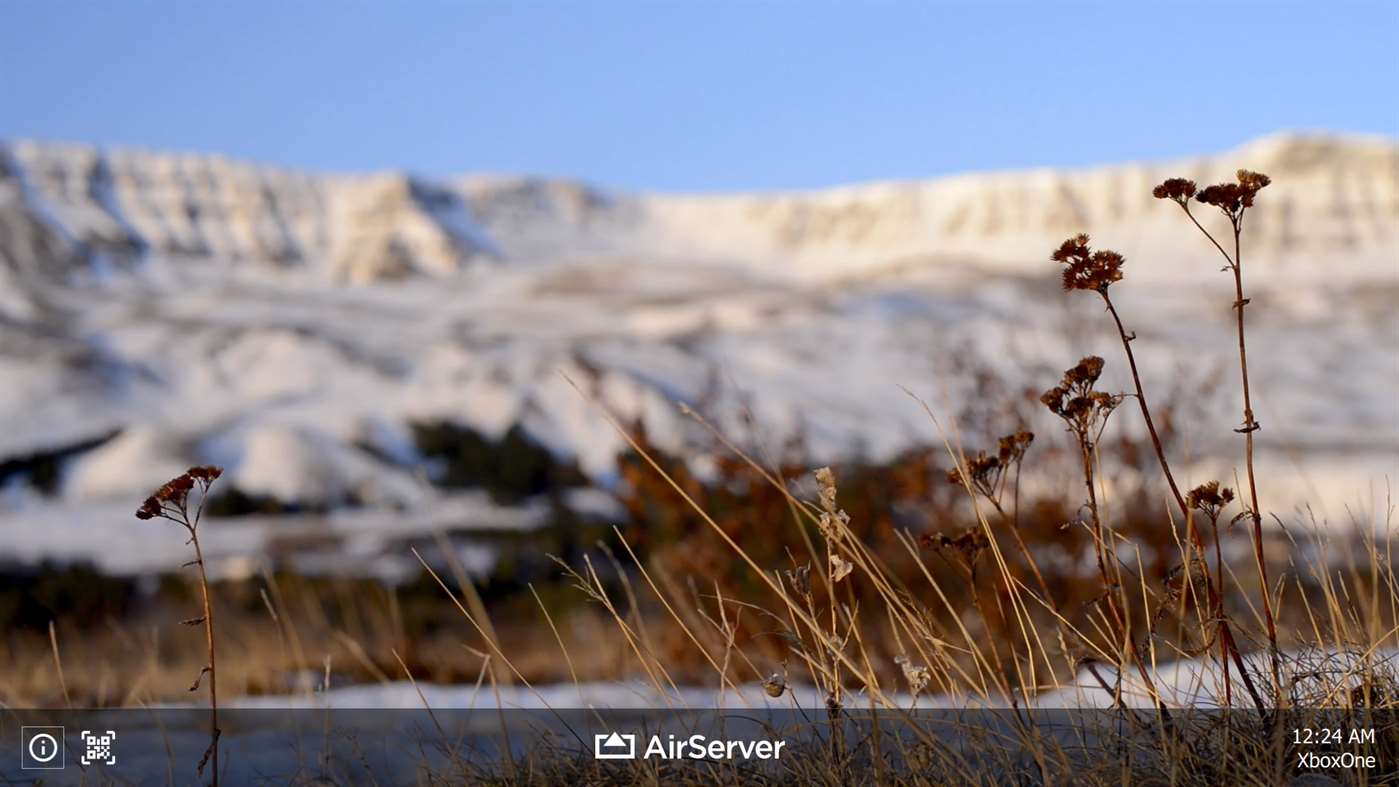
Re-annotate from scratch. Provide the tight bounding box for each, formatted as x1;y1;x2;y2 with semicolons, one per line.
0;141;499;283
3;133;1396;281
0;134;1395;576
457;133;1399;279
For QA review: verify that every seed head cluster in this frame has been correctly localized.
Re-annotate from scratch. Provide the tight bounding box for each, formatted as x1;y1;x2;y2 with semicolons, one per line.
1155;169;1271;222
923;526;990;564
785;562;813;598
946;430;1034;500
813;466;850;544
1040;357;1121;441
1187;480;1236;522
1051;233;1125;293
894;654;933;696
1151;177;1198;204
762;672;787;698
136;466;223;521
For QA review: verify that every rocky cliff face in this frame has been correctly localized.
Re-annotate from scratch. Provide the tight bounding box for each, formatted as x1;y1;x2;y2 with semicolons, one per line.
2;133;1394;285
634;134;1398;275
0;141;499;283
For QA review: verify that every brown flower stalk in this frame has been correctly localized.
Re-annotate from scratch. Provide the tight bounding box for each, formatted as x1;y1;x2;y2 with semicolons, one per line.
1188;481;1237;706
813;467;847;714
1155;170;1281;696
1051;236;1267;713
1041;357;1171;713
945;430;1054;605
137;465;224;784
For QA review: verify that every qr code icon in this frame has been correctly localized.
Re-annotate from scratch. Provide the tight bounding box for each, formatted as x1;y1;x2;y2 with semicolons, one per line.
80;730;117;766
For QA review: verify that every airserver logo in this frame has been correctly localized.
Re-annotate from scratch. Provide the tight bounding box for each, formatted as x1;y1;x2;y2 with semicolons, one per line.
593;732;637;760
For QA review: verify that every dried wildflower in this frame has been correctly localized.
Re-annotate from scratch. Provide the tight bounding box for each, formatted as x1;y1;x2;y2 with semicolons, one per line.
133;466;225;780
1152;177;1198;203
894;654;933;696
948;431;1034;504
818;509;850;542
762;672;787;698
1236;169;1270;193
1195;169;1271;218
946;452;1000;489
1050;233;1091;263
929;526;989;564
156;473;195;502
812;467;850;544
1051;234;1124;293
136;496;162;520
830;554;853;583
1041;357;1121;441
997;430;1034;464
1068;356;1105;386
135;466;224;522
1187;481;1235;522
786;562;812;597
814;466;838;511
187;465;223;482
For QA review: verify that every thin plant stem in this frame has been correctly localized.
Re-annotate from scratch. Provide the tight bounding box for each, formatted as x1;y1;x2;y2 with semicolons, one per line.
1230;220;1283;695
1100;291;1267;713
1206;512;1233;708
1177;201;1283;697
1076;436;1169;717
190;530;220;786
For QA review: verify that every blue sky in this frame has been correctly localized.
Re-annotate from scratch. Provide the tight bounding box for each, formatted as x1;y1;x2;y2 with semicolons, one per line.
2;2;1394;191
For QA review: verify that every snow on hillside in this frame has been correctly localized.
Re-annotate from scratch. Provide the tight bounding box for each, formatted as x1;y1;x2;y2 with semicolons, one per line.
228;647;1399;710
0;134;1395;576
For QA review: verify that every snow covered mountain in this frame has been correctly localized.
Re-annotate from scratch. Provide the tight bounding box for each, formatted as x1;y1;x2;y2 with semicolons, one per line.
1;133;1395;575
6;134;1395;284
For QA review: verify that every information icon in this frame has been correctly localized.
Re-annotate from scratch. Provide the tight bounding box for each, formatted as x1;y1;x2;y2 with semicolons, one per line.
21;726;65;770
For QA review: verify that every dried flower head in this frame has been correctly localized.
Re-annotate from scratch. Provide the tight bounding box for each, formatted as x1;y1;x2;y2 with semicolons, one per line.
818;509;850;543
1050;233;1090;263
814;466;838;511
948;430;1033;504
830;554;853;583
1051;234;1124;293
1196;169;1271;218
997;430;1034;464
763;672;787;698
1068;356;1105;386
187;465;223;482
1041;357;1121;441
1235;169;1271;194
135;496;162;520
813;467;851;544
134;466;224;525
926;526;989;566
894;654;933;696
946;452;1000;489
1187;481;1236;521
785;562;812;597
1152;177;1198;203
